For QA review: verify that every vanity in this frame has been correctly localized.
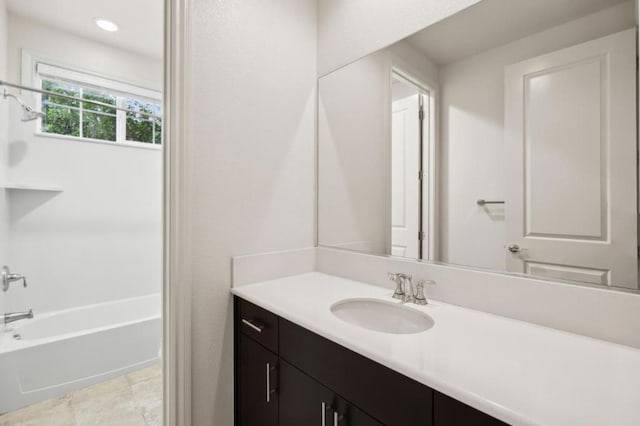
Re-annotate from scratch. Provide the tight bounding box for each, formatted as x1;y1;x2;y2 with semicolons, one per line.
232;272;640;426
234;298;502;426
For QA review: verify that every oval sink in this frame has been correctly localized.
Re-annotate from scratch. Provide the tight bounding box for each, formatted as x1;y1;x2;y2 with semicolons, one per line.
330;299;434;334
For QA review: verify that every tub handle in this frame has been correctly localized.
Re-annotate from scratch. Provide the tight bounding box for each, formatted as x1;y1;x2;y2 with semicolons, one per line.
2;266;27;292
241;318;264;333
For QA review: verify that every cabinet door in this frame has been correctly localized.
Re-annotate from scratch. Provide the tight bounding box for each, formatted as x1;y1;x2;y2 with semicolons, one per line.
434;392;507;426
334;396;383;426
281;319;432;426
237;334;278;426
280;361;381;426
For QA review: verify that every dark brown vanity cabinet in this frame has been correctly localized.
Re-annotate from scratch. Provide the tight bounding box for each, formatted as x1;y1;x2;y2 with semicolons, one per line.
234;297;507;426
236;298;280;426
280;360;381;426
237;334;278;426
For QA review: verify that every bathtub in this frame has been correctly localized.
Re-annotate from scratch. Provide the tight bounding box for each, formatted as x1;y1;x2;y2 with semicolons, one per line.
0;293;161;413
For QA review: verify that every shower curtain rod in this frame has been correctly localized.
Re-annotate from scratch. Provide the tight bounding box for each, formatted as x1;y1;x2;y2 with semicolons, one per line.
0;80;162;120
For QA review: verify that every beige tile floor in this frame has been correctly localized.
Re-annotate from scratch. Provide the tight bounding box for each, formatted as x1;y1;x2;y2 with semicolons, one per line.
0;364;162;426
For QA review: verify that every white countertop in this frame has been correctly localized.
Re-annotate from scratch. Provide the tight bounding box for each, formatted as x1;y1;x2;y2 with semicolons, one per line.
231;272;640;426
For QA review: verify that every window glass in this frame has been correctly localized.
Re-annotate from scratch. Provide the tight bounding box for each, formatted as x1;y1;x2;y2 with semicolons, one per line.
41;80;80;137
37;69;161;147
125;99;162;144
82;88;117;141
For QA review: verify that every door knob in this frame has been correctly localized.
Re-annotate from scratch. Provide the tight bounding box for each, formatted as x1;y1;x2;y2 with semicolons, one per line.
507;243;521;253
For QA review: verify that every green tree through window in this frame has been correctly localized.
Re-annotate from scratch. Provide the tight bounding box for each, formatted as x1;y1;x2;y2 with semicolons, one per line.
40;77;162;146
41;80;80;137
82;88;117;141
126;99;162;144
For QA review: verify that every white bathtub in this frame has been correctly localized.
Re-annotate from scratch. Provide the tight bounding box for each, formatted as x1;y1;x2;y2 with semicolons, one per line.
0;294;161;413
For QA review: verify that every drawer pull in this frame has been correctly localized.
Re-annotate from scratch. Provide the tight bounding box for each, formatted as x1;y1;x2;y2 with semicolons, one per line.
242;318;264;333
266;363;276;402
320;401;333;426
321;402;331;426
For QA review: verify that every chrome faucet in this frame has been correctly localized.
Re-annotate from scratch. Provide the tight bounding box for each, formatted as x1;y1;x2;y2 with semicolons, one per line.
388;272;414;303
388;273;434;305
2;266;27;292
4;309;34;324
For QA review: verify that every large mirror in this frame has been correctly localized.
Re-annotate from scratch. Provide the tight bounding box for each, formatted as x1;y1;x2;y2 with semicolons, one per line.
318;0;639;290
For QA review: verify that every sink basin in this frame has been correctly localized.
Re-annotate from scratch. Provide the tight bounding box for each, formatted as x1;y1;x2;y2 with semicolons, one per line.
330;299;434;334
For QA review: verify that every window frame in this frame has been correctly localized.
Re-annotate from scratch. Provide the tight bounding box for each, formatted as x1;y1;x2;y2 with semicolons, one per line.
22;50;163;150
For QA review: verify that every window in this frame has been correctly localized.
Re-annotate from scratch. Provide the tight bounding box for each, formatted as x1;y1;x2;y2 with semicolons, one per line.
35;62;162;146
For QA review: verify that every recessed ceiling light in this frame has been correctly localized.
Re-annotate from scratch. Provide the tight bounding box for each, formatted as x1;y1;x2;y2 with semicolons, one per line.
95;18;118;32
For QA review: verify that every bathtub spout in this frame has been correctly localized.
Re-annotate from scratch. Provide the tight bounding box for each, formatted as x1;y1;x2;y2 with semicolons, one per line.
4;309;34;324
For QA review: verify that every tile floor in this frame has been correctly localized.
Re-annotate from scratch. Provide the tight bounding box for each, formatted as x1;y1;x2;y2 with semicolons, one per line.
0;364;162;426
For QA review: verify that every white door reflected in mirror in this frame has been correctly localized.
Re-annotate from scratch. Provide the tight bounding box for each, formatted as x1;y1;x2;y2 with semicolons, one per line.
391;75;423;259
505;29;637;288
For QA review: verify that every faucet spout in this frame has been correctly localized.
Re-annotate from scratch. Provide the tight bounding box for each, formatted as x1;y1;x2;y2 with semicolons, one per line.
389;273;414;302
401;275;415;304
4;309;34;324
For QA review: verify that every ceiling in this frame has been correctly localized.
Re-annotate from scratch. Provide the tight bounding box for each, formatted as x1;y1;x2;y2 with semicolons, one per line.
7;0;163;59
405;0;630;66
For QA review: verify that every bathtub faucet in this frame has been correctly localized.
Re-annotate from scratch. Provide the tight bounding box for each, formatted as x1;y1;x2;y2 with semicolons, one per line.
4;309;34;324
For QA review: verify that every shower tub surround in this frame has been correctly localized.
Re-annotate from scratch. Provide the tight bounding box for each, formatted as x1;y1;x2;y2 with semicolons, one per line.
0;293;161;413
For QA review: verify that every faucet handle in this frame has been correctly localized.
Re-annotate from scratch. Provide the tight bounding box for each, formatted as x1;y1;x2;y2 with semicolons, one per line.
2;266;27;292
414;280;434;305
414;281;427;305
413;280;428;305
388;272;405;300
11;274;27;288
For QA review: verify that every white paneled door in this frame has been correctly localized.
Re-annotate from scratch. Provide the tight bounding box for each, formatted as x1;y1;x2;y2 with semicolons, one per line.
504;29;637;288
391;94;421;258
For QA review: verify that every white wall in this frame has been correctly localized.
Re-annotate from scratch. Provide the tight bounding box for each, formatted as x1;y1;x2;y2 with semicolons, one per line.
318;40;438;255
0;0;8;324
438;1;635;269
318;51;390;255
8;14;162;90
187;0;317;424
317;0;482;76
4;14;163;313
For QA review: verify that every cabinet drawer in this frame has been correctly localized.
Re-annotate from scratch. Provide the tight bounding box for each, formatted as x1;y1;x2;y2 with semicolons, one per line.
235;297;279;353
280;319;433;426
